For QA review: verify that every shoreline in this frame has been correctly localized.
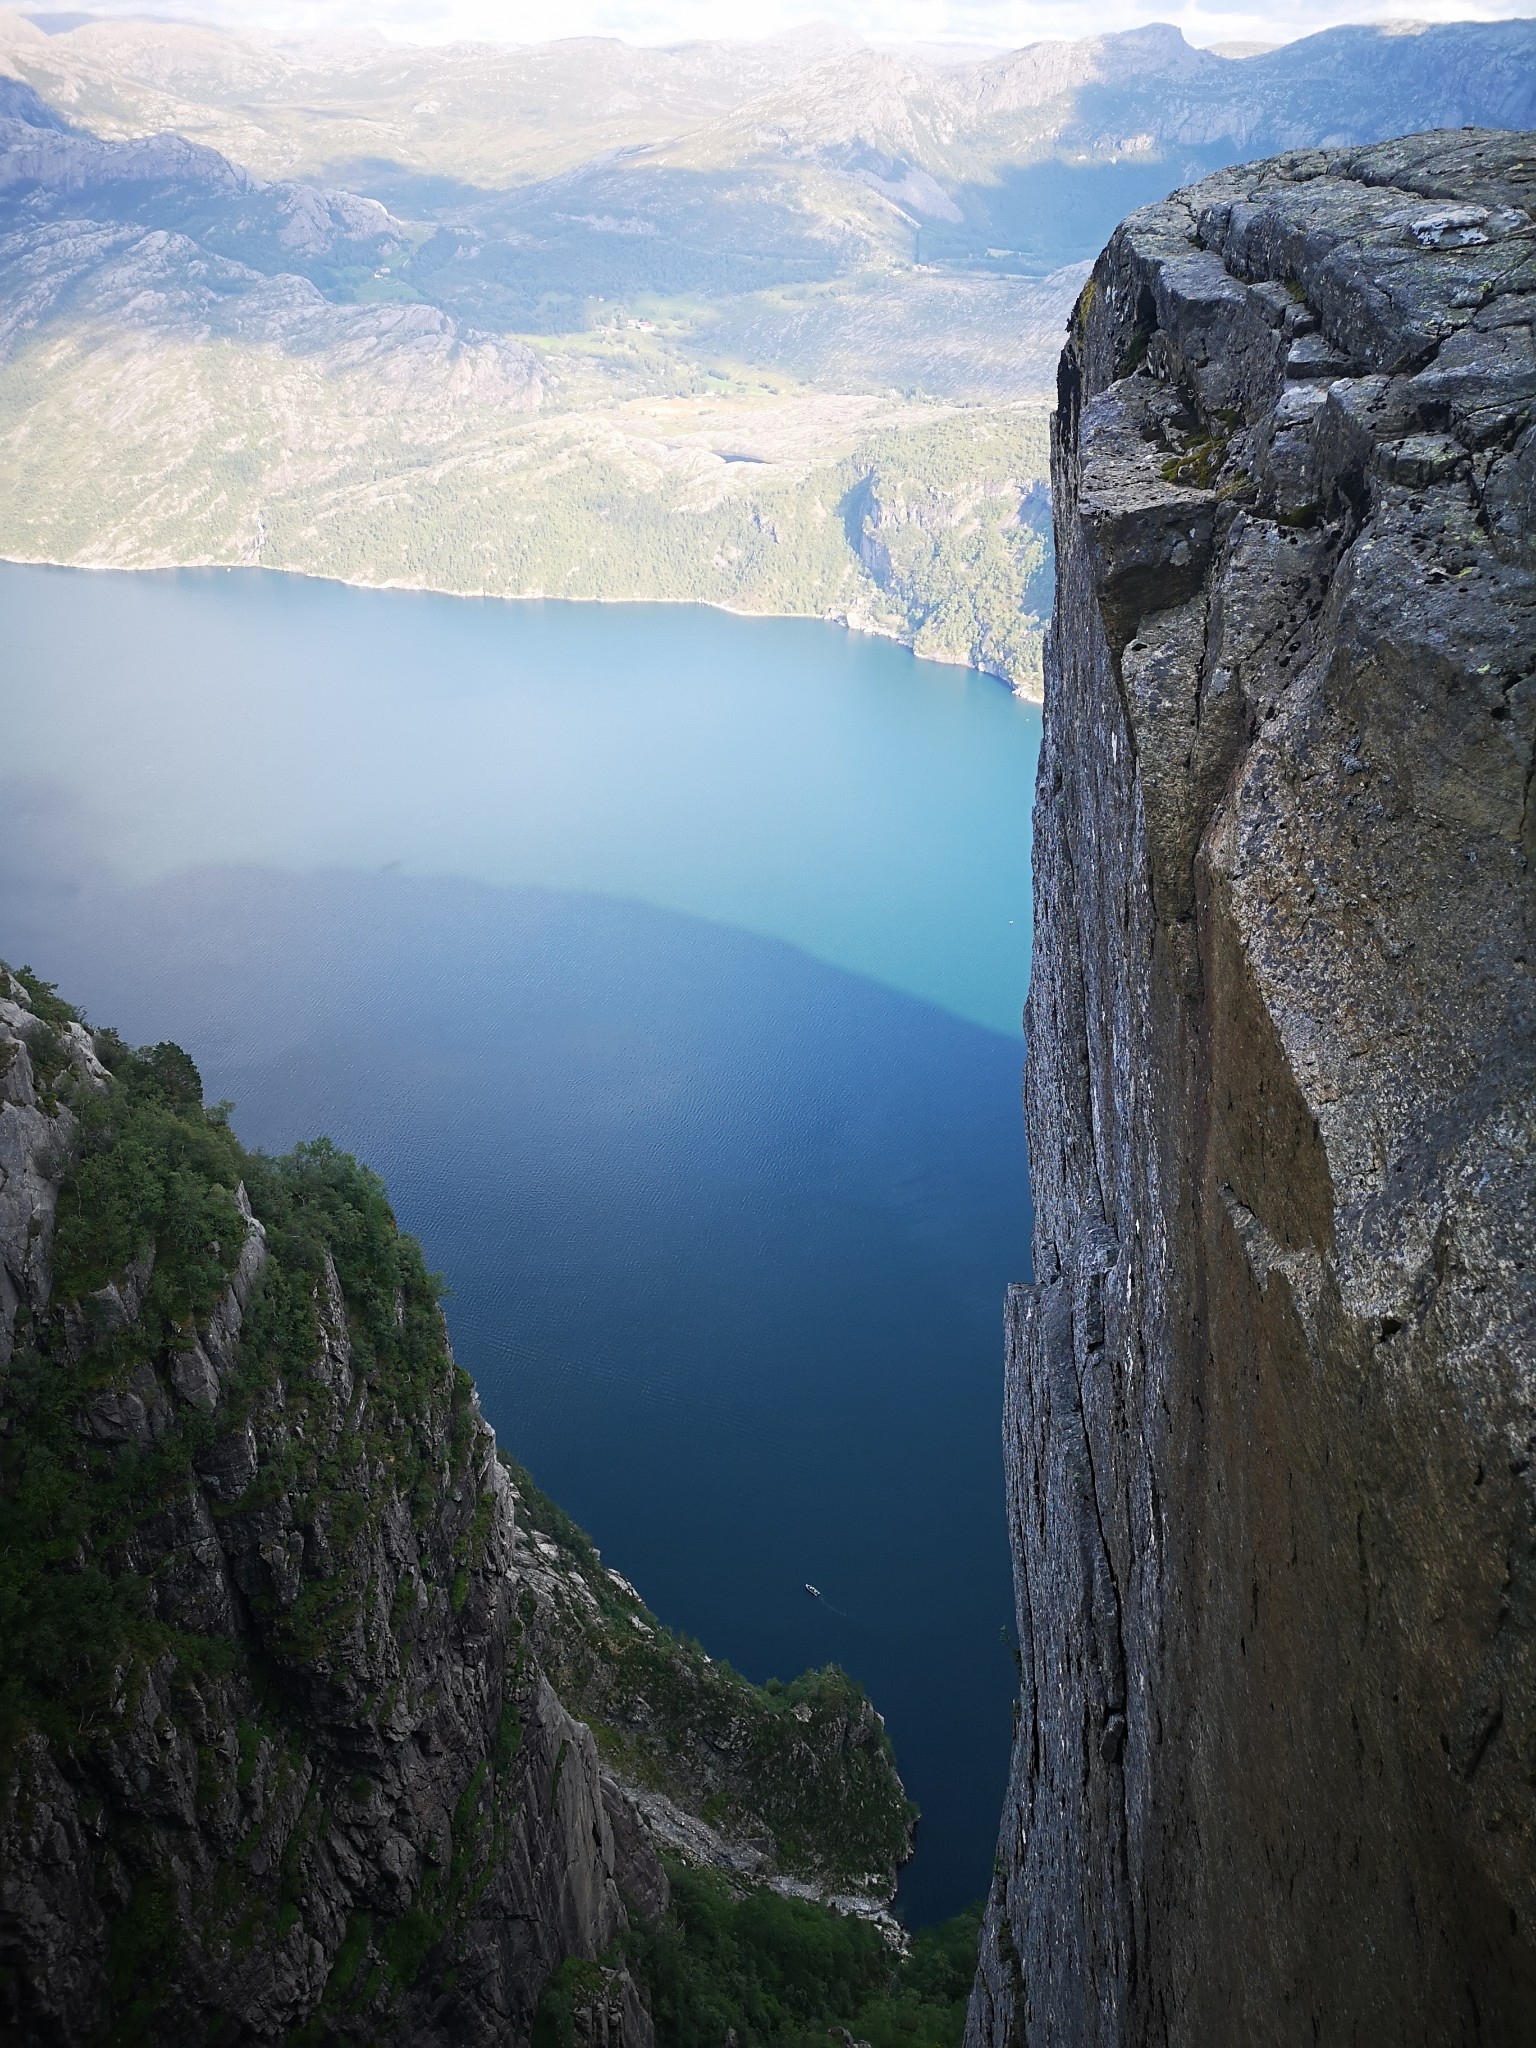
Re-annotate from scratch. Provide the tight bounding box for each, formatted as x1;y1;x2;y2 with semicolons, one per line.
0;549;1046;705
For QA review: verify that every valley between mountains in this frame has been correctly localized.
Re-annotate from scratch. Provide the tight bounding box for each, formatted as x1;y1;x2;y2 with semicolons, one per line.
1;10;1533;696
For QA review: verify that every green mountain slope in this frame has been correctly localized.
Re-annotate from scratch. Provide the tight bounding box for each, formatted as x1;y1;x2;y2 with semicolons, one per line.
0;961;923;2041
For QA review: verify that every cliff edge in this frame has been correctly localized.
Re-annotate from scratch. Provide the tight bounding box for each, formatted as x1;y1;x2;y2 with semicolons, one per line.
970;130;1535;2045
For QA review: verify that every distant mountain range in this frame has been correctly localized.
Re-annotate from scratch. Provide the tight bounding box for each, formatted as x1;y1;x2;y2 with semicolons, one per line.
0;9;1532;688
6;15;1535;273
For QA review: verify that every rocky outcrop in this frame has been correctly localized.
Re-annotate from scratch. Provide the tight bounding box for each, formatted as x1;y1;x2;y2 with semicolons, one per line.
0;965;913;2045
0;968;666;2046
971;130;1535;2045
510;1490;915;1918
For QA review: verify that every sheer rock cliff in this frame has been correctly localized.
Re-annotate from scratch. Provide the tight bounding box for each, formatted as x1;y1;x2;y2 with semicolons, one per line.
970;129;1535;2045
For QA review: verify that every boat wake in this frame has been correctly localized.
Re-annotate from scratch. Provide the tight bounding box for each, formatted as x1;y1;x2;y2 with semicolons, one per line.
803;1582;850;1619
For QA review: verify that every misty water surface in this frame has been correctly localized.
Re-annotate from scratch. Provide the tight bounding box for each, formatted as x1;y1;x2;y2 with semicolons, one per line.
1;563;1040;1922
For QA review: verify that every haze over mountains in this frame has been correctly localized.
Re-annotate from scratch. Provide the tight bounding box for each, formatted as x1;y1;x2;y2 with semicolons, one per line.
0;9;1532;687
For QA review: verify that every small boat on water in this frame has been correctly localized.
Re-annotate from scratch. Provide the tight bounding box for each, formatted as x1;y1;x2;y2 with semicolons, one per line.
804;1584;822;1599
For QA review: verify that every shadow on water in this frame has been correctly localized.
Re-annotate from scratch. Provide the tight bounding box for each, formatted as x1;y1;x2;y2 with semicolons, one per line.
1;824;1031;1924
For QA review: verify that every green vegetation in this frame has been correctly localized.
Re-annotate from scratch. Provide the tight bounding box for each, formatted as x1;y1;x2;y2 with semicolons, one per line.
0;962;462;1754
538;1862;981;2048
0;323;1052;695
1159;431;1230;491
0;964;928;2040
2;984;246;1751
508;1456;917;1895
0;964;533;2038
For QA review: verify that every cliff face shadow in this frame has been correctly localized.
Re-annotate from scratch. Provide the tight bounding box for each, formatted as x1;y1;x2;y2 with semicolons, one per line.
1;824;1031;1924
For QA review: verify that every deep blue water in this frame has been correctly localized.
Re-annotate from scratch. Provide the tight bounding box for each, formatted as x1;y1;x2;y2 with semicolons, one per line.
0;563;1039;1924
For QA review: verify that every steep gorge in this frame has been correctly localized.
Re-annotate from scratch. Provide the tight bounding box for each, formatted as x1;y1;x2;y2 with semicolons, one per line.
970;130;1535;2044
0;968;913;2045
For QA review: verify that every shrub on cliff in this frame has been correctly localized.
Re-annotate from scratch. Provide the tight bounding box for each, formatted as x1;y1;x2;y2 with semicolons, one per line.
536;1860;980;2048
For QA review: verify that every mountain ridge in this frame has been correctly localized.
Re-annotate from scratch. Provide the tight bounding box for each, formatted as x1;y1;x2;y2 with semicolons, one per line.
0;961;917;2043
0;14;1530;696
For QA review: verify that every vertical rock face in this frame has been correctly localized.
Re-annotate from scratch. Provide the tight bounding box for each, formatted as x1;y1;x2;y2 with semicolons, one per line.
971;131;1535;2045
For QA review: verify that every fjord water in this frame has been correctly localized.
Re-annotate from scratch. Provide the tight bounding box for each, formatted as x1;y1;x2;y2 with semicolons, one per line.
1;562;1038;1923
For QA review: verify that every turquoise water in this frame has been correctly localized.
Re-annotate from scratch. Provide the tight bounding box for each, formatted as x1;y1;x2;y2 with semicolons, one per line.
5;566;1033;1034
0;563;1041;1922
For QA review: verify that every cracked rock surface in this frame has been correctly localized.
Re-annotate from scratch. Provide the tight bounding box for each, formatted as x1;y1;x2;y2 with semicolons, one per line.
969;128;1535;2047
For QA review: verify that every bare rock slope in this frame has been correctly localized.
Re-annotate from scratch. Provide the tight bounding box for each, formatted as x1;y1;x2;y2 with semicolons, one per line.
970;129;1535;2045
